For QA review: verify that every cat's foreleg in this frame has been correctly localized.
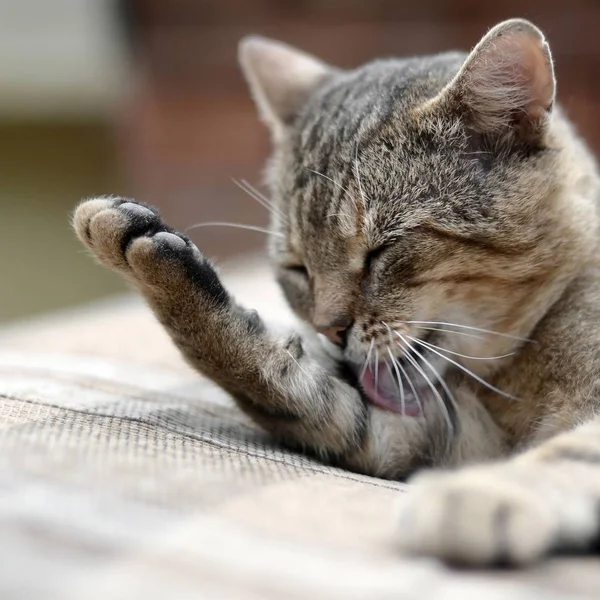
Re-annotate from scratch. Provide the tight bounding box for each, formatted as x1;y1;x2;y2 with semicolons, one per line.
396;411;600;565
73;197;427;477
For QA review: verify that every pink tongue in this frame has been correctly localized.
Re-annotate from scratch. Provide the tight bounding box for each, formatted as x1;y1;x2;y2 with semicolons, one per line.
360;363;421;416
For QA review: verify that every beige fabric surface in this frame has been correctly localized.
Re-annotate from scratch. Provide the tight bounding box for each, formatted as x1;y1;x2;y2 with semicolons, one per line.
0;257;599;599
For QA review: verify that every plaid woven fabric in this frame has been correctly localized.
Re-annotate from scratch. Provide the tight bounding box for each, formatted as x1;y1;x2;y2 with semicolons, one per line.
0;261;596;599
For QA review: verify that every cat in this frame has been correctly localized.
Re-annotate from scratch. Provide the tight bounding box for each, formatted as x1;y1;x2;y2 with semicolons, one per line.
74;18;600;566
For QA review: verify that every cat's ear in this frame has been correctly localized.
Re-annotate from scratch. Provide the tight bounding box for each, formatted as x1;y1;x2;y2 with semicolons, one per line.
435;19;555;142
239;36;333;138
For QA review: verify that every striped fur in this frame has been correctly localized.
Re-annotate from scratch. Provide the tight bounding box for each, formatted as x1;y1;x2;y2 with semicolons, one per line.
74;19;600;565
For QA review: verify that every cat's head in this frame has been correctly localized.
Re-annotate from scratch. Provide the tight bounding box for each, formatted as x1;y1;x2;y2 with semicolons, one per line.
239;19;594;417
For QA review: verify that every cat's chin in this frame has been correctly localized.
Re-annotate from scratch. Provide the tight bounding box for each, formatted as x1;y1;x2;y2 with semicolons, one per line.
359;362;429;416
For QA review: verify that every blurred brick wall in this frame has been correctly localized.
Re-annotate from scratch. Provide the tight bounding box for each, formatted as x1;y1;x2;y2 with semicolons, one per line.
117;0;600;259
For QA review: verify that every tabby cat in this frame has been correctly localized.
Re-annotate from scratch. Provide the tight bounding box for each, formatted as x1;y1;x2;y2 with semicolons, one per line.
74;19;600;565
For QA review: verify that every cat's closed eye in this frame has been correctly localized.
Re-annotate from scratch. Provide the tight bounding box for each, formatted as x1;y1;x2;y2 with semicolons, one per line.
285;264;309;278
364;245;390;273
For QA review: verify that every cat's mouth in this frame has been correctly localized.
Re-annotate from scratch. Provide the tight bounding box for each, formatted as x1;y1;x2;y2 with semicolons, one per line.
359;362;440;417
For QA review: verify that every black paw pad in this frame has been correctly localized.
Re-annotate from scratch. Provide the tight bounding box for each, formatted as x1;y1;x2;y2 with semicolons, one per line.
151;235;229;309
118;203;163;256
114;198;160;215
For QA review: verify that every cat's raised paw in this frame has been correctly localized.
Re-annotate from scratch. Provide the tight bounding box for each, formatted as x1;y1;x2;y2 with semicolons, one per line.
73;197;164;272
73;197;228;307
395;468;558;566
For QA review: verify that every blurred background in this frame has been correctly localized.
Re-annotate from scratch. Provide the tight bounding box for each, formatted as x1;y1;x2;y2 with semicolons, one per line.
1;0;599;324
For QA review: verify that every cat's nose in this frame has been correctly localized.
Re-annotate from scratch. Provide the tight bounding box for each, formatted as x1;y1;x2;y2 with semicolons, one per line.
315;317;353;347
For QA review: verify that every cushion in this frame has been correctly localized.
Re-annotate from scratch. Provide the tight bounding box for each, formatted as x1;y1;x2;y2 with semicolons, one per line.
0;257;597;599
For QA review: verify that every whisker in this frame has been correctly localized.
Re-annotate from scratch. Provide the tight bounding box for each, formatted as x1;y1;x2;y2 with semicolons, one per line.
307;168;352;196
374;348;380;395
387;348;406;415
404;320;531;343
396;333;454;437
238;179;274;206
404;338;457;410
359;339;375;381
382;322;422;413
233;179;275;214
393;349;423;414
353;143;368;209
411;337;515;361
406;335;519;401
233;178;271;209
239;179;288;222
233;179;287;223
285;349;311;380
464;150;492;156
412;325;487;342
185;221;284;238
400;333;457;443
309;165;362;215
